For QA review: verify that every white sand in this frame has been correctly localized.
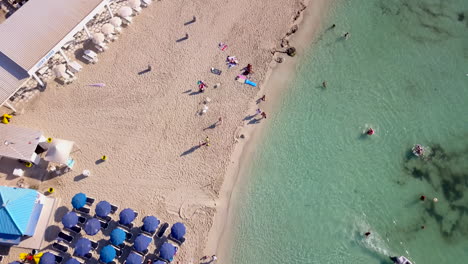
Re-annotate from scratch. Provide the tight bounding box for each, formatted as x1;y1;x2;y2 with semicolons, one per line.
1;0;331;262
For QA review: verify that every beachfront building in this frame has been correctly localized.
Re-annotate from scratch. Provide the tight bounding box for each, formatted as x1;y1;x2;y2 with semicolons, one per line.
0;0;114;111
0;186;56;249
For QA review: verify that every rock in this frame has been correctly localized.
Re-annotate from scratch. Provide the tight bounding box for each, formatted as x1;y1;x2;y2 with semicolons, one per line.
286;47;296;57
280;38;289;48
286;25;298;36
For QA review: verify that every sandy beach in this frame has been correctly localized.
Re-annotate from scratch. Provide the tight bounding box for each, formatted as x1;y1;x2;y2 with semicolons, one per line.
0;0;330;262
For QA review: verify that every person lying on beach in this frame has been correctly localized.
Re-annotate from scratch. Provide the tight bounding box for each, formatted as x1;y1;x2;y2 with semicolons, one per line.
226;56;239;68
243;64;253;75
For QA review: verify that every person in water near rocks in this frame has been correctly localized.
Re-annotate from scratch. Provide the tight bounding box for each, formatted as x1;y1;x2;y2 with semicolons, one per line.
365;232;371;237
366;128;374;135
420;195;426;201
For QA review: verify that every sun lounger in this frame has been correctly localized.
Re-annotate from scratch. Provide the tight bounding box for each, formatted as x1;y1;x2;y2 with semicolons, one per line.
52;242;69;253
110;204;119;214
79;253;92;260
154;255;169;263
168;234;185;245
86;197;95;206
51;253;64;264
75;207;91;214
0;255;4;262
112;245;123;258
58;231;74;243
123;229;133;241
96;214;112;223
139;226;155;236
65;225;82;234
100;220;109;230
78;216;87;225
118;222;134;230
156;222;169;238
90;240;99;251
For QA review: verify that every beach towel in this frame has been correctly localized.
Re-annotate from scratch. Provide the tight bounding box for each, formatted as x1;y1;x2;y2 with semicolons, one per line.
218;42;228;51
211;68;222;75
88;83;105;87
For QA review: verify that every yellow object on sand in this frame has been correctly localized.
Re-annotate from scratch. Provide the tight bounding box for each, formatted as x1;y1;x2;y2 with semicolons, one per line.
19;252;28;260
25;162;32;168
48;188;55;194
2;117;9;124
47;137;53;143
101;155;107;161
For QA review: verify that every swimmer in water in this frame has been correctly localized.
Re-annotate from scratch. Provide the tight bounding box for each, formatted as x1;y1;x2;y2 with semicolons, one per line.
420;195;426;201
365;232;371;237
366;128;374;135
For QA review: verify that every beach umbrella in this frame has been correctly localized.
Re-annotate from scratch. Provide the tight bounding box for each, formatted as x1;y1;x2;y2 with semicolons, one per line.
39;252;55;264
126;251;143;264
84;218;101;235
101;23;115;35
118;6;132;17
64;258;81;264
170;222;186;240
110;228;126;246
74;238;91;257
128;0;141;8
45;139;74;164
61;211;78;228
159;243;176;261
53;64;67;78
119;208;136;225
71;193;87;209
99;245;116;263
95;200;111;217
109;17;122;27
133;234;152;252
92;33;105;45
153;261;166;264
142;216;159;233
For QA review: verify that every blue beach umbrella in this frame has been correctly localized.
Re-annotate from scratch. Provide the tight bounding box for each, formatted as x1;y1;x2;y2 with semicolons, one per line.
110;228;126;246
61;211;78;228
119;208;136;225
126;251;143;264
142;216;160;233
95;200;111;217
153;261;166;264
39;252;55;264
170;222;186;240
159;243;176;261
65;258;81;264
84;218;101;235
99;245;116;263
74;238;91;256
133;234;152;252
71;193;87;209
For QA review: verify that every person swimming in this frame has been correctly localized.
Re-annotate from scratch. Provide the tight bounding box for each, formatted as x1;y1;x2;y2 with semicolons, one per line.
366;128;374;135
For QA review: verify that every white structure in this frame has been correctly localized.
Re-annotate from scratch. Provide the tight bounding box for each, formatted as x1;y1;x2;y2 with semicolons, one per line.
0;0;114;111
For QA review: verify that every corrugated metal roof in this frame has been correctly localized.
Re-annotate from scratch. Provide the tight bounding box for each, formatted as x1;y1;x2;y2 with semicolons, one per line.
0;52;30;106
0;0;105;71
0;124;43;161
0;186;40;236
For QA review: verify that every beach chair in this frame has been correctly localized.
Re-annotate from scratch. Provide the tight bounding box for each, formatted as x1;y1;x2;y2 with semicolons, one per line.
58;231;74;243
110;204;119;214
139;226;156;236
65;225;82;234
156;222;169;238
51;253;63;264
80;253;92;261
86;197;96;206
122;229;133;242
154;255;169;263
52;242;69;253
168;234;185;246
118;222;134;230
0;255;4;262
90;240;99;251
78;216;87;225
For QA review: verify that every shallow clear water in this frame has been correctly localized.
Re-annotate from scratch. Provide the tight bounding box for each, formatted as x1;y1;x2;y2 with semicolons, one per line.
228;0;468;263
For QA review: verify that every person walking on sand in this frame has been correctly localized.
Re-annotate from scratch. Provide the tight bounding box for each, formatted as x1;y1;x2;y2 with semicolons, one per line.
216;117;223;126
212;255;218;262
256;108;262;116
260;95;266;101
261;112;267;119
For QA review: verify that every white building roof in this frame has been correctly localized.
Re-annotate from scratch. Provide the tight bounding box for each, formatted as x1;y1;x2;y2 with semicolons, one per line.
0;0;104;71
0;124;43;161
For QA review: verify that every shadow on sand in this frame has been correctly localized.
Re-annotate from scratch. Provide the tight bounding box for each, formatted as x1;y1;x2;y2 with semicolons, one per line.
180;145;201;156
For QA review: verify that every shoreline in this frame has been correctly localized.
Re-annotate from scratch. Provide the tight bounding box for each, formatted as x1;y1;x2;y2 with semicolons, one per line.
205;0;333;261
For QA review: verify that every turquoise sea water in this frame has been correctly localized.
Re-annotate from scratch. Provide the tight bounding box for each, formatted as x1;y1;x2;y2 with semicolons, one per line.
228;0;468;263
